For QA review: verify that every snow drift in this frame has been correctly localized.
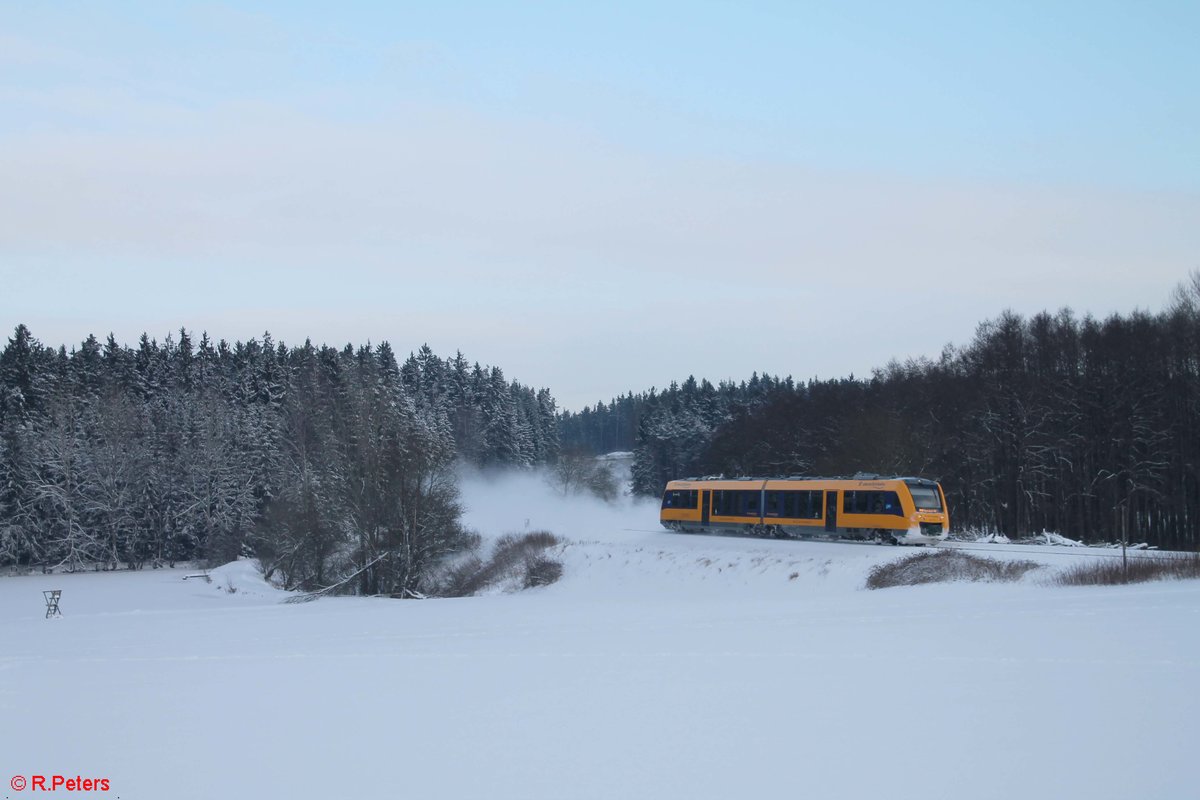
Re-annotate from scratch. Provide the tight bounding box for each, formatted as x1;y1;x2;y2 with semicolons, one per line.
1;477;1197;800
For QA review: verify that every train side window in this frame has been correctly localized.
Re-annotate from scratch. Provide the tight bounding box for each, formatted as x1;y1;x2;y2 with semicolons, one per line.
714;490;744;516
844;491;871;514
784;491;799;518
805;491;821;519
664;490;699;510
750;489;826;518
843;490;905;515
770;490;820;519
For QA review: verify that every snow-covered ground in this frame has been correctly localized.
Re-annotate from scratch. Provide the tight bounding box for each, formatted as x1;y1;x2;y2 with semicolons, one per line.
2;473;1197;799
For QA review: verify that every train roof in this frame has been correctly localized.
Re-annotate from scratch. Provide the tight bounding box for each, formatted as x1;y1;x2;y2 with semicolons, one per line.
670;474;941;484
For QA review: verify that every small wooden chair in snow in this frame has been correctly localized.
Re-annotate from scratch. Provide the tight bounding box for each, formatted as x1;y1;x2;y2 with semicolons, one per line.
43;589;62;619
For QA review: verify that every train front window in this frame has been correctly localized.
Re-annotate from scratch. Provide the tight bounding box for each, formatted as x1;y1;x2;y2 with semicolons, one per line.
908;486;942;511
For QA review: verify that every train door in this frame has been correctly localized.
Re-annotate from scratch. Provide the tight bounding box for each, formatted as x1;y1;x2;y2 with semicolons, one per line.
824;490;838;533
700;491;710;527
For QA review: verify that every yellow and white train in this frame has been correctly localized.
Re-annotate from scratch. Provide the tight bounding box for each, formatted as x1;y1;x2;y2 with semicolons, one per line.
660;475;949;545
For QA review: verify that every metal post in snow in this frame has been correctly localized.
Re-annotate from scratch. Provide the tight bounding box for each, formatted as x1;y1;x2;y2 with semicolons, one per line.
1121;499;1129;581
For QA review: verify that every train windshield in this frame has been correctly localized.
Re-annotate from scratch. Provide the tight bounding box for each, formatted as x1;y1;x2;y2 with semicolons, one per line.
908;485;942;511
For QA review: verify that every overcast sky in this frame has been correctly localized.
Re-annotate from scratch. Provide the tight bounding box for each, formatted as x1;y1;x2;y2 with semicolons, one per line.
2;1;1197;410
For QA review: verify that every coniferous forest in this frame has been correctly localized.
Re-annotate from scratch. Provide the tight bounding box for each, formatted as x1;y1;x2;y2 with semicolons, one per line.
0;326;558;592
561;281;1200;551
5;279;1200;587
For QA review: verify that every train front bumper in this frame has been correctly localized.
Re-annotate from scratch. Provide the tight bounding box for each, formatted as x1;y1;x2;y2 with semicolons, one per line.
897;522;948;544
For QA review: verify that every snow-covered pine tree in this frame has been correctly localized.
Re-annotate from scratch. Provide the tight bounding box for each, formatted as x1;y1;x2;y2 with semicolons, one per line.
479;367;521;468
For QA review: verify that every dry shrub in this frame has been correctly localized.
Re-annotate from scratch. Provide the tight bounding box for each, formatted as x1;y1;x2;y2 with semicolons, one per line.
515;530;561;550
1053;553;1200;586
435;554;487;597
523;557;564;588
434;531;564;596
866;550;1040;590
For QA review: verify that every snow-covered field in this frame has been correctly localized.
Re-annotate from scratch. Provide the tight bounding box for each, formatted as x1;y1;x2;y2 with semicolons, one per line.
2;473;1197;800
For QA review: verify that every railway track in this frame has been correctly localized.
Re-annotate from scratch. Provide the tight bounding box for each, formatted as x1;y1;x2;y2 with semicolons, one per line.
623;527;1189;560
934;541;1176;560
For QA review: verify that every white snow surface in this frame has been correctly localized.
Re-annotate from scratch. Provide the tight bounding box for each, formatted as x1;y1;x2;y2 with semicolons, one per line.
1037;530;1087;547
2;473;1198;800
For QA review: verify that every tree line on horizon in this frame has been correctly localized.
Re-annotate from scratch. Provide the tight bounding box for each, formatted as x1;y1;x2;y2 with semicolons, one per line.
560;277;1200;551
5;273;1200;584
0;326;558;593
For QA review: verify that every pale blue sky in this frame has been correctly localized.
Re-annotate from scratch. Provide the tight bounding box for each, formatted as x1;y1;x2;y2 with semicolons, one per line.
2;1;1198;408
